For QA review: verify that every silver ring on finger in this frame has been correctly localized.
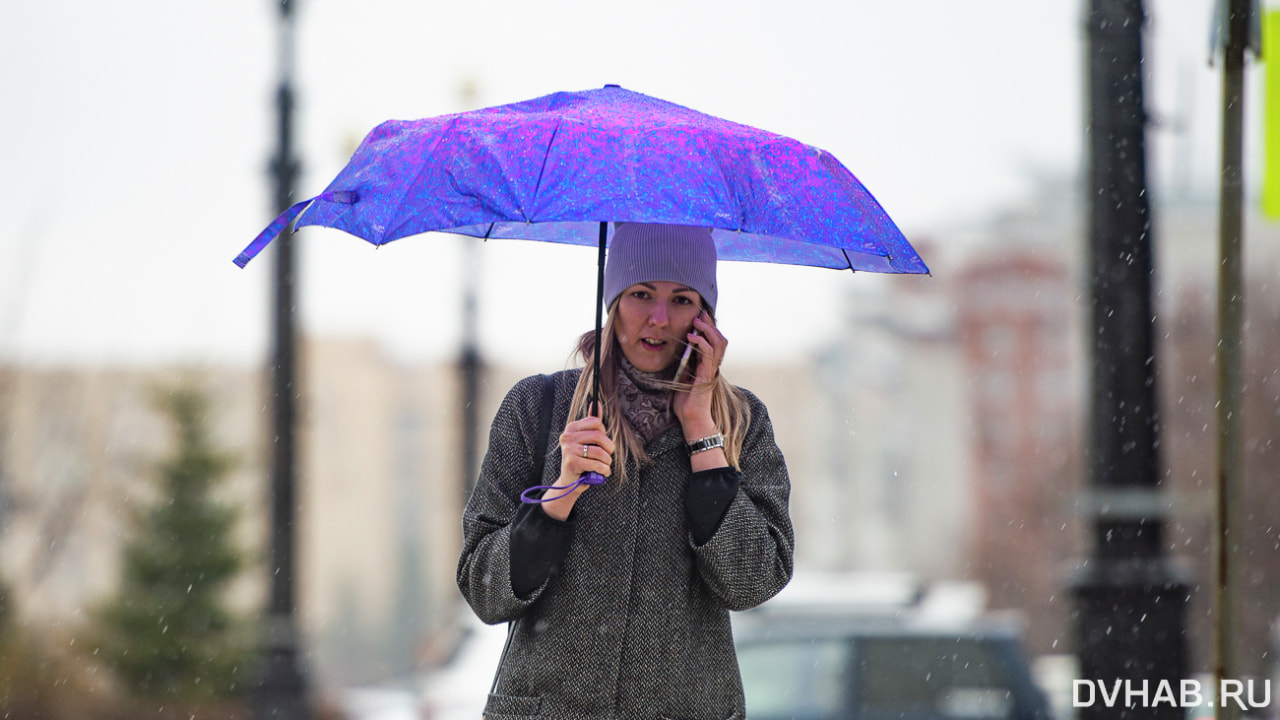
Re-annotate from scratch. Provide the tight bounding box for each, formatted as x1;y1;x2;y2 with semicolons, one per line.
583;444;590;458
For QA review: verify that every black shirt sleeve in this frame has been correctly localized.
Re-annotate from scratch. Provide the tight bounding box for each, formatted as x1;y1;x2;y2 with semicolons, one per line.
684;467;743;546
509;501;576;599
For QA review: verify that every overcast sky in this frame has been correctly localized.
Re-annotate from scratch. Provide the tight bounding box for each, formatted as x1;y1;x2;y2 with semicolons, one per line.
0;0;1256;370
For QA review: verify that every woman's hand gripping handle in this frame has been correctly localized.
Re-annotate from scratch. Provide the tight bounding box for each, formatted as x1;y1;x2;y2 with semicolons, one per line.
520;415;614;519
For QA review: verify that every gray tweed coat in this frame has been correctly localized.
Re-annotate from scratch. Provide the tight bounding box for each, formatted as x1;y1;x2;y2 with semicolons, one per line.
457;369;794;720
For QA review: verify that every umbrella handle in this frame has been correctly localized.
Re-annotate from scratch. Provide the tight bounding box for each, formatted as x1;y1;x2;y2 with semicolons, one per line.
519;471;607;504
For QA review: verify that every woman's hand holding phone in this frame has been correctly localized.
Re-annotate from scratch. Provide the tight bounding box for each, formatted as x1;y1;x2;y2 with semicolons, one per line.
672;311;728;455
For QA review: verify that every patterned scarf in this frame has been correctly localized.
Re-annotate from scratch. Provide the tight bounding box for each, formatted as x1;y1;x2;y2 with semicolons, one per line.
615;354;676;445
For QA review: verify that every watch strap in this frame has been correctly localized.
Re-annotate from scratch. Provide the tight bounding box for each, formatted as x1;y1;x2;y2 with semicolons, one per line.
686;433;725;455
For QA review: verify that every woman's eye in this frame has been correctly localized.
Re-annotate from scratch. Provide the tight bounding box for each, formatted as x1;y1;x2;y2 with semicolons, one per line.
673;296;693;305
630;291;649;300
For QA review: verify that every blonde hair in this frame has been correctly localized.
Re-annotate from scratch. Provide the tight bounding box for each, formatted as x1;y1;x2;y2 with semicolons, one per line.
567;302;751;483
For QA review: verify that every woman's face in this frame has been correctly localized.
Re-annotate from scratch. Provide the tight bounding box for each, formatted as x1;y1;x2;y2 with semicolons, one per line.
614;281;704;374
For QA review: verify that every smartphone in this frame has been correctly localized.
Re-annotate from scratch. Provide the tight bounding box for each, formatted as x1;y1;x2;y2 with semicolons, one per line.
675;330;698;382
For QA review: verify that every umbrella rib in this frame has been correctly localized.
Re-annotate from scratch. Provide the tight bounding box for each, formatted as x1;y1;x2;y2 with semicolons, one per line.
840;249;859;274
383;118;456;244
528;119;562;220
698;132;740;228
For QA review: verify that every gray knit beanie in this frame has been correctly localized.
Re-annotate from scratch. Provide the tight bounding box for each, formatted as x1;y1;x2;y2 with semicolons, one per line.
604;223;718;313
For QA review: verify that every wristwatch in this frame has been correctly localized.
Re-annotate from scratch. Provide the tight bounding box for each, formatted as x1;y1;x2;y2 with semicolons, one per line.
687;433;725;455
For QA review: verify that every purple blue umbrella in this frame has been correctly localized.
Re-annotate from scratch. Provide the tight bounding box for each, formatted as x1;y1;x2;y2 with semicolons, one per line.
235;84;927;274
234;84;928;498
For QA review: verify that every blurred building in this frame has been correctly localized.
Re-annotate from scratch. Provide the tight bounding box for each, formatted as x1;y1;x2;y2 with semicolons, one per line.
299;337;527;684
953;188;1088;656
956;250;1083;654
799;266;972;578
300;338;454;684
0;349;496;689
0;365;267;623
794;181;1089;655
0;341;838;690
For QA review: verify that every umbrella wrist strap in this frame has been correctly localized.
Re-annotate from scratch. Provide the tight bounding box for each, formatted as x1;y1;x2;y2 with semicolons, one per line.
520;475;593;504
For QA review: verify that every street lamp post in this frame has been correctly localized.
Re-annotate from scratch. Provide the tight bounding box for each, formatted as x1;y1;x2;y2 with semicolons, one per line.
458;79;484;501
251;2;311;719
1072;1;1189;718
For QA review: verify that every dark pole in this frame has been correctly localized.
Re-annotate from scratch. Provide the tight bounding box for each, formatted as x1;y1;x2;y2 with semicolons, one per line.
459;80;483;499
1072;1;1188;718
460;239;482;497
252;1;311;718
1214;1;1250;717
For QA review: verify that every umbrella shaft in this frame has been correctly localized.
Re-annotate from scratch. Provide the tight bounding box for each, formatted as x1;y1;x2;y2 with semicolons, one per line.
591;222;607;417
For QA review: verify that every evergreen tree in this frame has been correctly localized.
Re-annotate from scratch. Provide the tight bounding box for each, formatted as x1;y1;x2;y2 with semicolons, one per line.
96;386;250;703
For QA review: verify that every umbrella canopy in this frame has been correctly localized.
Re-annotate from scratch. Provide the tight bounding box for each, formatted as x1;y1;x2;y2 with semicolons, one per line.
235;84;928;275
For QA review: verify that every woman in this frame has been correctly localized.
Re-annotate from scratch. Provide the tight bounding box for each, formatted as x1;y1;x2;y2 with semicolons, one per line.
457;223;794;720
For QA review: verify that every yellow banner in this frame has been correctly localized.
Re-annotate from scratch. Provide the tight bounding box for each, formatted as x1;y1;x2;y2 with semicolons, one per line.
1266;9;1280;218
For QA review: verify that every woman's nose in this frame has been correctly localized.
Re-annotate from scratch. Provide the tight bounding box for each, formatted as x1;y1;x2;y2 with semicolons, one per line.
648;305;668;325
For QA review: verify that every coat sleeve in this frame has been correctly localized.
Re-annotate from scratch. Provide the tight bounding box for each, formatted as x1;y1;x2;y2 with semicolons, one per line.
687;390;794;611
456;375;571;624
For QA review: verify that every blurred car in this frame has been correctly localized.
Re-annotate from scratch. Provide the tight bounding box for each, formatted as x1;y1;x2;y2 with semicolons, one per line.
732;572;1053;720
419;574;1052;720
339;685;422;720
